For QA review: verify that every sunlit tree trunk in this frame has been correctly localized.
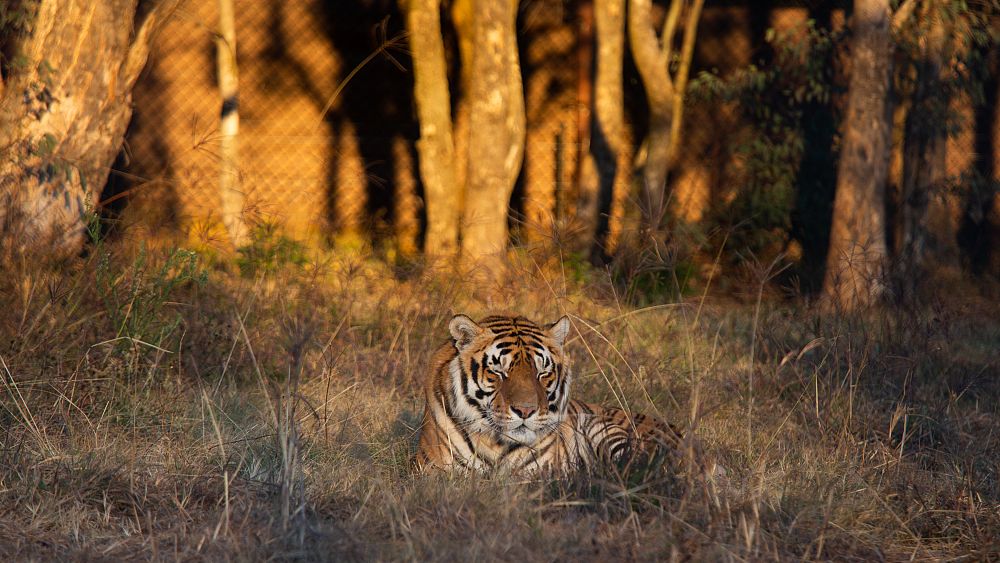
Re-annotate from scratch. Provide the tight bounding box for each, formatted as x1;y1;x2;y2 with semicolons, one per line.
587;0;628;260
216;0;249;247
628;0;705;230
406;0;460;256
392;135;421;257
461;0;525;263
0;0;179;257
823;0;894;310
333;120;366;238
451;0;474;215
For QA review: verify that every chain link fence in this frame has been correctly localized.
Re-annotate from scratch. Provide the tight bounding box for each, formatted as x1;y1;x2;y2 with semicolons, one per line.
115;0;998;255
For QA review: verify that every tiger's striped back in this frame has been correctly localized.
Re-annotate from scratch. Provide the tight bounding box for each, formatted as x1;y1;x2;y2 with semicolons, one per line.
415;314;687;474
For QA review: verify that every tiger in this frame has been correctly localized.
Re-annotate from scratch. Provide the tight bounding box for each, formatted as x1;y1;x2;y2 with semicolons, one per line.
415;313;703;475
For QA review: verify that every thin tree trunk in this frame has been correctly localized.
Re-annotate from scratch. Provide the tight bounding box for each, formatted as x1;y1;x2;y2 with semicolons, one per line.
588;0;628;261
823;0;894;310
897;2;952;297
572;0;597;249
461;0;525;263
333;120;366;238
392;135;421;257
451;0;474;217
406;0;460;256
216;0;249;247
968;44;999;277
0;0;180;257
523;23;574;243
628;0;704;230
629;0;675;228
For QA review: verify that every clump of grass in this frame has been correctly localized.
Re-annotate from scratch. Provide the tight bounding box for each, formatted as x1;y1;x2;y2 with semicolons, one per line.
95;243;206;344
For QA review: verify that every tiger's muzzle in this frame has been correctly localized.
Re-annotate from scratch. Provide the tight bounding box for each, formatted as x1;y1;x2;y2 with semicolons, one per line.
493;361;547;433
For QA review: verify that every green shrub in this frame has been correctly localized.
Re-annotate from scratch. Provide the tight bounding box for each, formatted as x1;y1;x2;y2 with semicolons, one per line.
236;223;309;277
690;21;841;267
95;243;207;360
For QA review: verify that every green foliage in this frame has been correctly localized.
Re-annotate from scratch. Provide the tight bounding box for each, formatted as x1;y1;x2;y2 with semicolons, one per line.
33;133;57;156
619;262;696;306
561;251;593;285
690;21;841;261
22;132;84;191
236;223;309;277
95;243;207;357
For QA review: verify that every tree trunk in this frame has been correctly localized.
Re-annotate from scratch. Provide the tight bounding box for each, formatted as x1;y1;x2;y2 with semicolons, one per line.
823;0;893;310
392;135;421;257
628;0;704;230
461;0;525;263
628;0;675;228
0;0;179;257
216;0;249;247
969;44;999;278
588;0;628;261
406;0;460;256
897;2;952;298
523;21;575;244
333;120;365;239
967;44;1000;280
572;0;597;250
451;0;474;218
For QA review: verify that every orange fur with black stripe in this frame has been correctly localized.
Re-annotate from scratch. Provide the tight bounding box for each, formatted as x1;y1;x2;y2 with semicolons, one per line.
415;314;686;474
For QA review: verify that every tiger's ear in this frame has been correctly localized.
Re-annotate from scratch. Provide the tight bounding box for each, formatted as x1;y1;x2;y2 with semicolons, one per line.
448;314;482;350
546;316;571;347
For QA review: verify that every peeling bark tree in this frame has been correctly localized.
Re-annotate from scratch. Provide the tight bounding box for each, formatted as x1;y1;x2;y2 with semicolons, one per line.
823;0;894;310
0;0;180;257
406;0;460;256
216;0;249;247
627;0;705;230
461;0;525;263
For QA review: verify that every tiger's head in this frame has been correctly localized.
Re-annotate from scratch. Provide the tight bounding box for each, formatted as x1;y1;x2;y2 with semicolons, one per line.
446;314;572;445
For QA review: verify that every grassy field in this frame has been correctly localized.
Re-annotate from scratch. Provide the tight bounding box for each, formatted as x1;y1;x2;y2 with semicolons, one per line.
1;235;998;561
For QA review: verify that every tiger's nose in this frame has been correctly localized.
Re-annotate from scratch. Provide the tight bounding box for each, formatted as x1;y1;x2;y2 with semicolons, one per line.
510;404;537;419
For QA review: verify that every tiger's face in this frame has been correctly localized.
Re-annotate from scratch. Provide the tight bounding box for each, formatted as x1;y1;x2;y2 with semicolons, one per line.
446;314;572;445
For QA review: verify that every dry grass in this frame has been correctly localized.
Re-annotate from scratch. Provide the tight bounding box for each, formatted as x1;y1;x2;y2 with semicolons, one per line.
1;233;998;561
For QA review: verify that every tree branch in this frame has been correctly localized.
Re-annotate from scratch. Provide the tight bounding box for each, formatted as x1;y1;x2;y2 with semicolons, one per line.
660;0;684;67
121;0;183;93
668;0;704;162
